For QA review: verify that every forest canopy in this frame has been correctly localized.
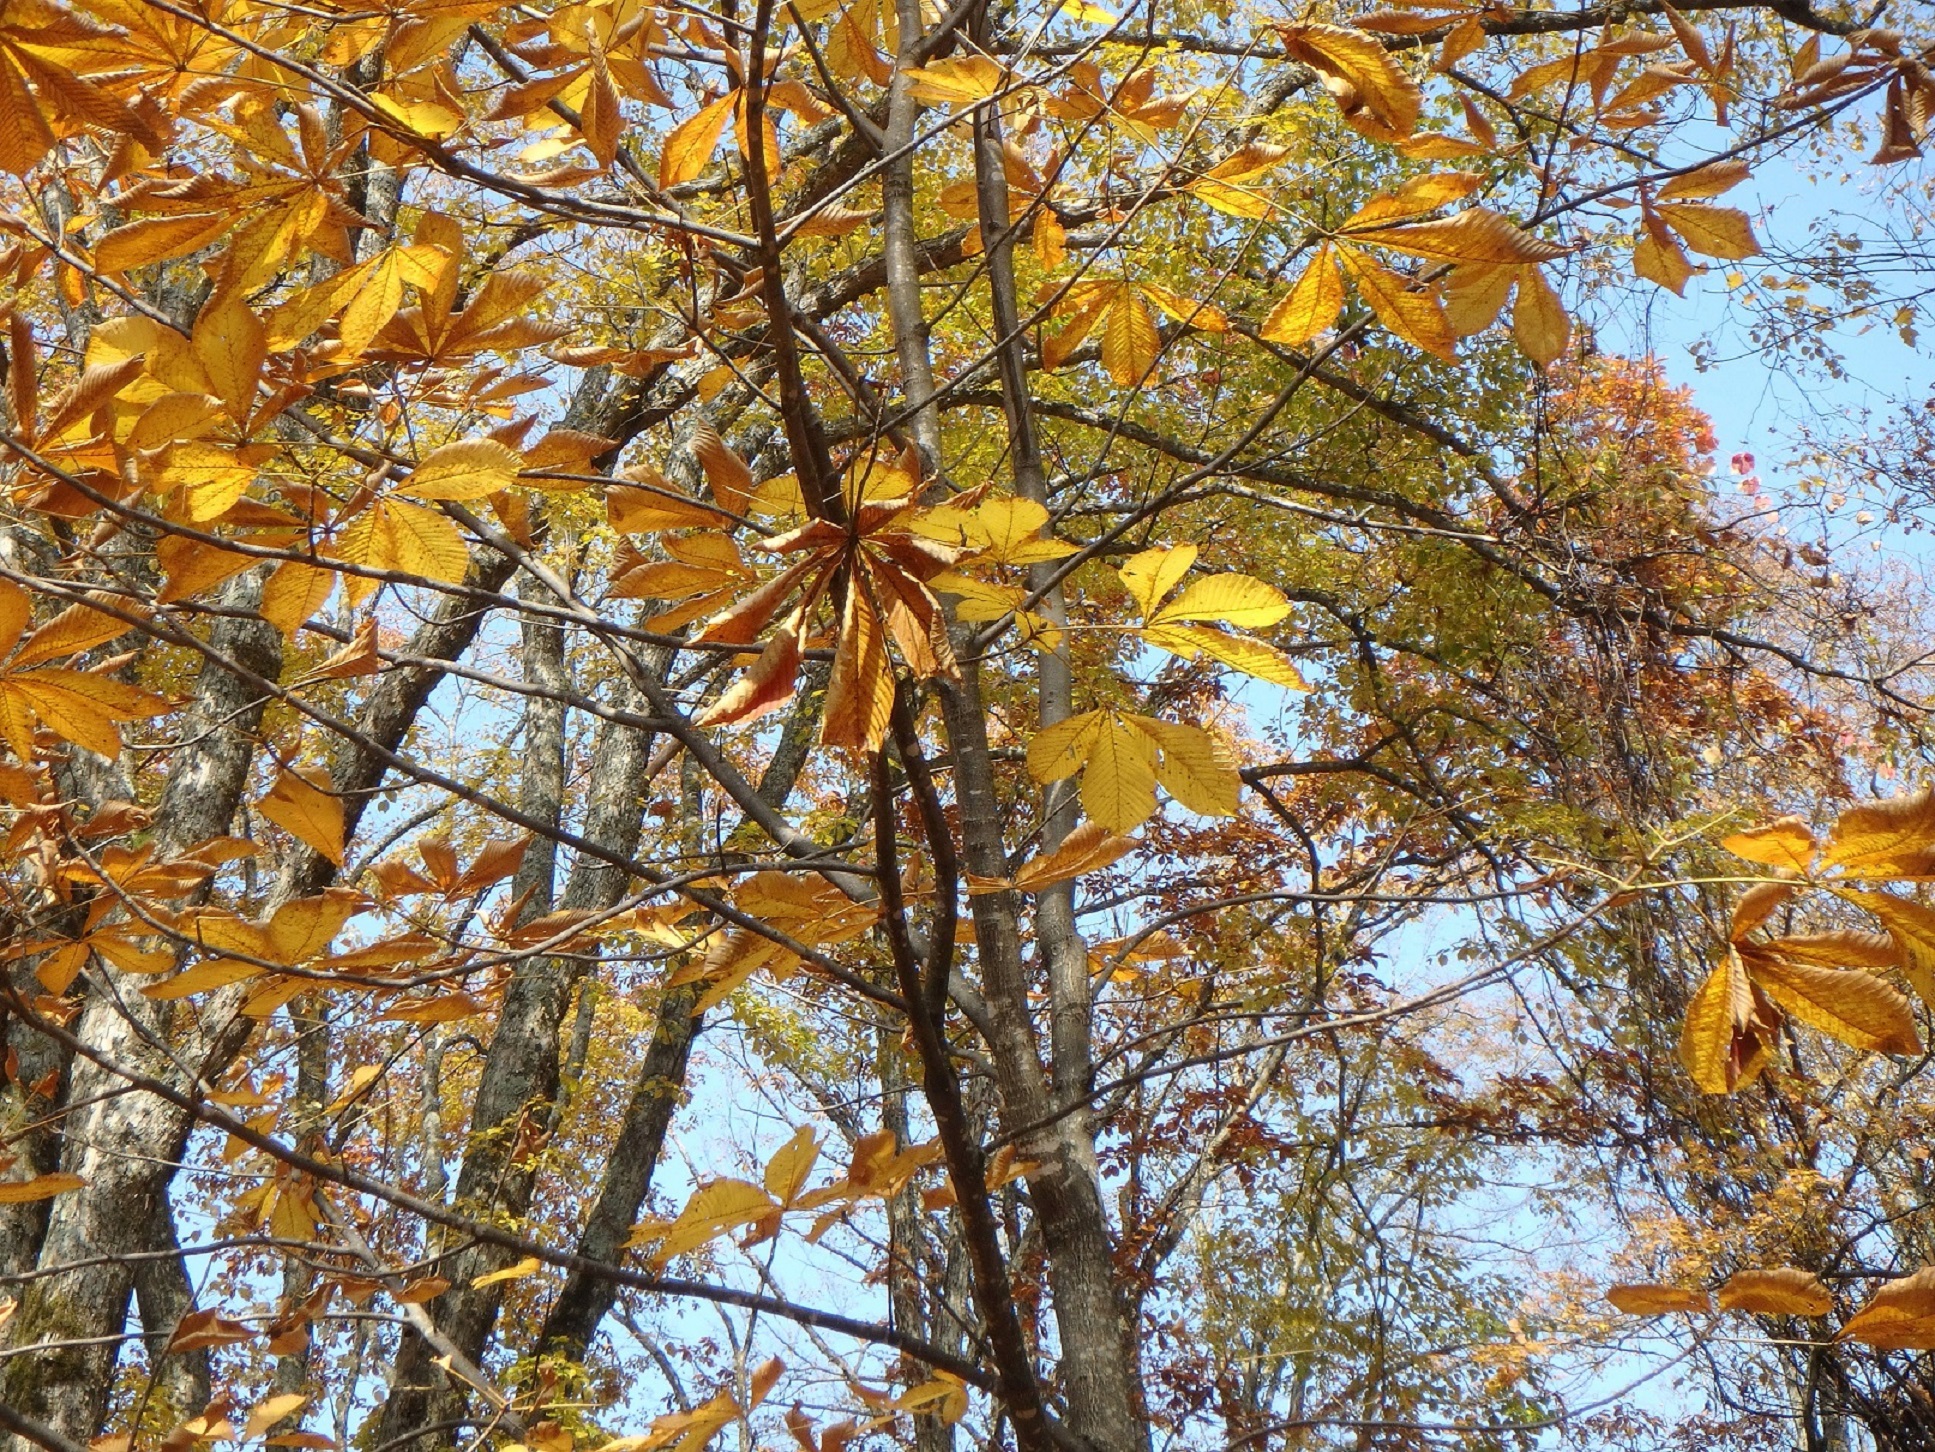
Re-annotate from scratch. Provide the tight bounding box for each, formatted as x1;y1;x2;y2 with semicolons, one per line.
3;0;1935;1449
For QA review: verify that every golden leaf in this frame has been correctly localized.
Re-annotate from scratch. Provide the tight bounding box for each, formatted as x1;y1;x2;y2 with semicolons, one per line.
1842;1269;1935;1349
822;580;893;752
1657;158;1751;201
1606;1284;1711;1316
401;439;525;502
241;1394;308;1442
1823;788;1935;877
1133;715;1240;818
335;499;471;593
1008;822;1138;895
1745;951;1921;1056
1654;202;1760;260
659;91;737;188
691;422;754;513
1100;283;1160;388
1341;171;1483;229
1511;265;1569;365
1280;22;1423;136
901;56;1003;105
1261;246;1345;347
1837;888;1935;1009
1680;948;1780;1095
1118;544;1198;618
470;1256;543;1289
1633;211;1695;295
763;1126;822;1204
1717;1268;1833;1317
94;212;234;273
1721;815;1816;871
1146;572;1291;629
259;766;345;865
1729;881;1795;941
1359;208;1570;265
0;1172;85;1203
1337;247;1456;362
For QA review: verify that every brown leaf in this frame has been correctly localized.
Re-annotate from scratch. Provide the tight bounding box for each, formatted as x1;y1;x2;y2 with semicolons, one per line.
1606;1283;1711;1315
1842;1268;1935;1349
1744;950;1921;1055
1717;1267;1833;1317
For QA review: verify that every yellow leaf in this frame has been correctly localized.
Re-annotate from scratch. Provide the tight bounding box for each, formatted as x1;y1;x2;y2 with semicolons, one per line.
1633;213;1695;295
1657;158;1751;201
1139;282;1228;333
1341;171;1482;229
580;33;621;168
268;890;360;963
1338;248;1455;362
260;563;335;639
659;91;737;188
141;958;265;999
1;670;165;760
260;767;345;865
1720;815;1816;871
1730;881;1795;941
1261;246;1344;347
1026;709;1105;783
12;599;136;669
94;212;234;274
822;579;893;752
1745;951;1921;1055
901;56;1003;105
1823;788;1935;877
372;93;464;138
164;442;259;522
335;499;472;589
129;392;226;451
1680;948;1778;1094
1444;262;1515;337
1654;202;1760;260
192;293;266;420
1717;1268;1832;1317
1358;208;1570;265
1100;283;1160;388
1841;1269;1935;1349
335;245;442;359
471;1256;543;1289
402;439;526;502
241;1395;308;1442
763;1127;821;1205
158;538;256;606
0;1172;85;1203
1146;572;1290;629
1080;714;1160;833
1133;715;1239;818
648;1178;776;1265
1279;22;1422;136
1606;1284;1711;1315
392;1274;450;1304
1118;544;1197;618
1138;622;1307;689
1511;265;1569;366
1010;822;1137;895
691;423;753;513
1762;929;1900;970
607;483;733;533
1837;888;1935;1009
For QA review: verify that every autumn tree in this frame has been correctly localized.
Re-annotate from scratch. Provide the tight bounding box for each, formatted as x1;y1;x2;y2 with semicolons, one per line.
3;1;1935;1451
